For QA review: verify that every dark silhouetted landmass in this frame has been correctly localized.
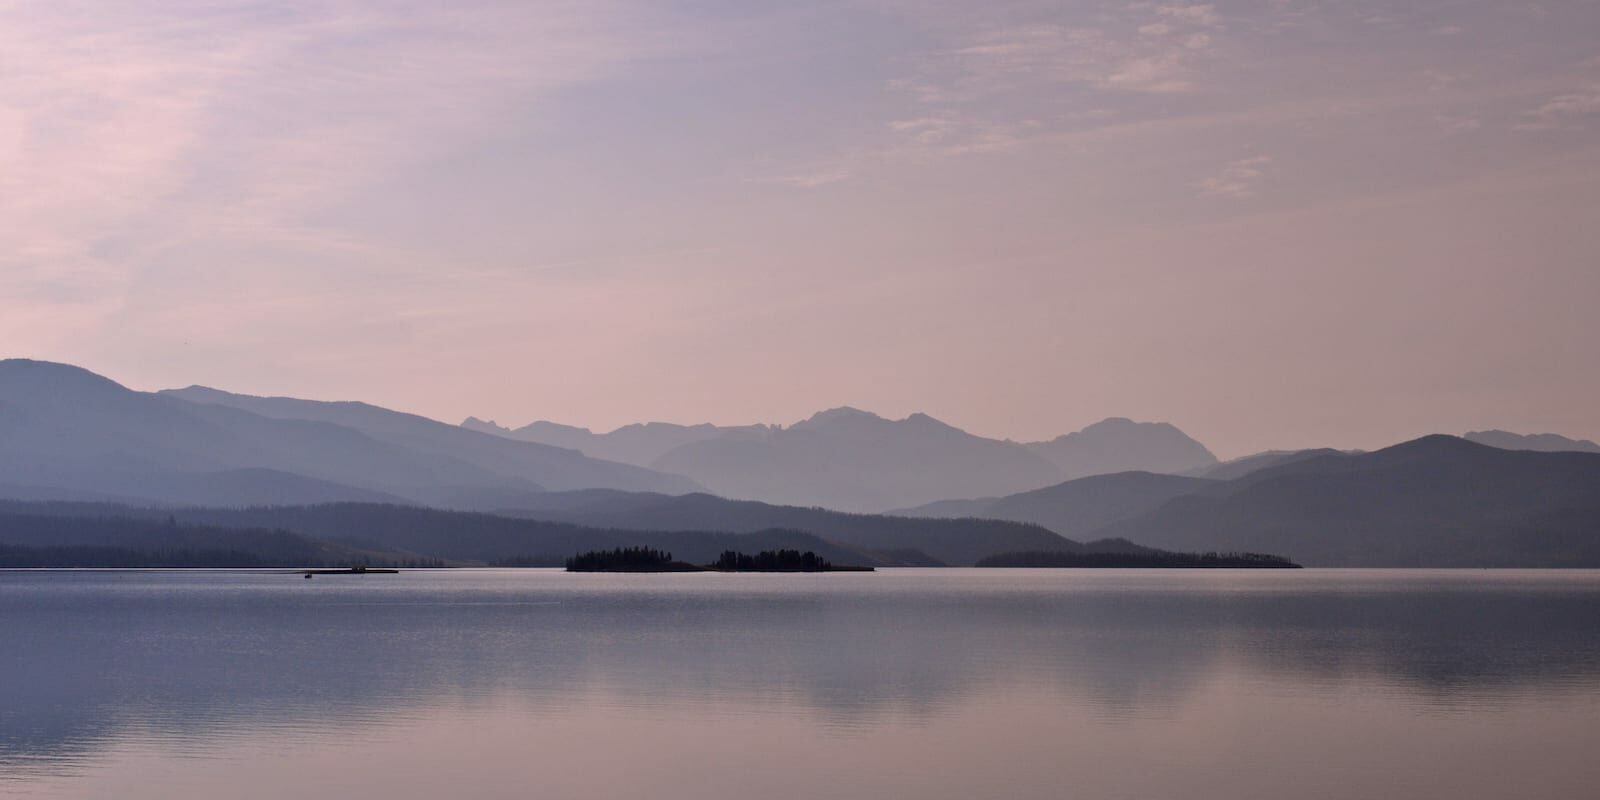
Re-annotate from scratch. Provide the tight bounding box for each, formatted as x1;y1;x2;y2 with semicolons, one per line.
1464;430;1600;454
0;500;932;568
975;550;1300;568
0;506;429;567
710;549;870;571
564;546;701;572
0;543;274;568
562;547;870;572
1093;436;1600;567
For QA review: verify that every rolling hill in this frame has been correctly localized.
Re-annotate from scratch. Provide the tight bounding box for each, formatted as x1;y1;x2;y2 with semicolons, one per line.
896;471;1215;538
1093;436;1600;566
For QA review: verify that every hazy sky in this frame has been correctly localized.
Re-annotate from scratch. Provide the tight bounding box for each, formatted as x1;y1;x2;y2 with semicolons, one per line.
3;0;1597;458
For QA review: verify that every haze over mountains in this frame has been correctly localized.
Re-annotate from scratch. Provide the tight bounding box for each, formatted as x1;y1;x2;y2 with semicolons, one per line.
0;359;695;509
464;408;1218;512
3;357;1600;568
1463;430;1600;454
461;418;775;467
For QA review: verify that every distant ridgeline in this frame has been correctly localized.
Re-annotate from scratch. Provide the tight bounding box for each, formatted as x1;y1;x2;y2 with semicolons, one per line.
976;551;1300;568
0;507;444;569
0;542;446;570
564;546;872;572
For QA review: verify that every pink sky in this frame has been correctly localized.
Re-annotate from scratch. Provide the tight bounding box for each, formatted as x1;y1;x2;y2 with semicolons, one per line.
3;0;1598;458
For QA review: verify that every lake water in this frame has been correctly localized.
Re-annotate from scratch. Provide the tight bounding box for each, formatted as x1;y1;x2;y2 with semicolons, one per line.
3;569;1599;799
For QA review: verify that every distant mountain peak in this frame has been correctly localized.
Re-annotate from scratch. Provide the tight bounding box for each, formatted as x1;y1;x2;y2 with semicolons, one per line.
1380;434;1489;455
1025;417;1217;480
1087;416;1137;427
461;417;512;435
812;405;880;420
1464;429;1600;454
791;406;887;429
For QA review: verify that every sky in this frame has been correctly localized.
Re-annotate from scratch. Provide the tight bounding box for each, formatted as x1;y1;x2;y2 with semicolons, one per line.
2;0;1598;458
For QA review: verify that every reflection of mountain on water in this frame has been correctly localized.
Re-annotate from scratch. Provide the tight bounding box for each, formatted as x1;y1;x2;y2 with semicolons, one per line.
4;571;1600;776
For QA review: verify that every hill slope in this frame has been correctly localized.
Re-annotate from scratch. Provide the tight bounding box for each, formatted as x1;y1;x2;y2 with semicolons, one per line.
1464;430;1600;454
0;360;698;508
163;385;700;498
898;472;1215;539
1095;436;1600;566
1187;448;1347;480
496;489;1113;566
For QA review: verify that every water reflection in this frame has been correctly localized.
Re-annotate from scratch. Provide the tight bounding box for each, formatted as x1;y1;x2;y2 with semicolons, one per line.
4;569;1599;798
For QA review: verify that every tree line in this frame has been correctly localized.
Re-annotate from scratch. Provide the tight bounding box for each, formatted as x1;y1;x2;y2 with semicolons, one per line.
712;549;831;571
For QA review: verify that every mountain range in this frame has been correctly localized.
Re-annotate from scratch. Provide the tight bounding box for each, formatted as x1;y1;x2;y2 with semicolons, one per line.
4;357;1600;567
907;436;1600;567
0;359;695;509
460;417;776;466
464;408;1219;512
1463;430;1600;454
1091;435;1600;566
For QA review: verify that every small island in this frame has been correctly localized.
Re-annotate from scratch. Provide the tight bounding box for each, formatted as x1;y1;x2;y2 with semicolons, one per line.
975;550;1301;568
565;547;704;572
565;546;873;572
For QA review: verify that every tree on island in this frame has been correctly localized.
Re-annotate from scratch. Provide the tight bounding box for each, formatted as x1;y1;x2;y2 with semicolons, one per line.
565;546;678;571
713;549;830;571
562;547;865;572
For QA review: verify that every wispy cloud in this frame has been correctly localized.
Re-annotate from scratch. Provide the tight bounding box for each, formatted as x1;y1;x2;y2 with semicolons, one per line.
940;6;1223;96
1199;155;1272;198
865;2;1231;168
766;165;854;188
1153;4;1222;29
1517;86;1600;130
0;1;687;312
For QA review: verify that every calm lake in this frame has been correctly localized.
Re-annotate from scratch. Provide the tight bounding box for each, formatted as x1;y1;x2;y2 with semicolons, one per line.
3;569;1599;799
